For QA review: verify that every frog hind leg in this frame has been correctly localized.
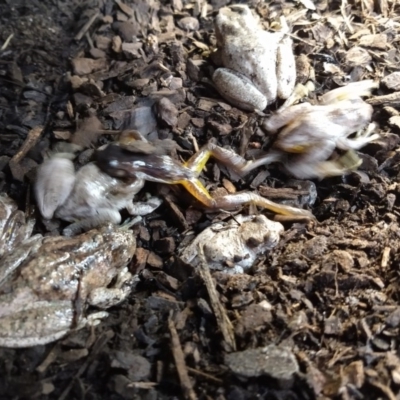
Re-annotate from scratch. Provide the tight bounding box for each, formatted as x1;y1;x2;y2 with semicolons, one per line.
280;139;336;179
126;196;163;216
0;299;75;348
184;142;279;177
212;68;268;111
181;143;314;219
285;150;362;179
179;179;314;220
213;192;315;219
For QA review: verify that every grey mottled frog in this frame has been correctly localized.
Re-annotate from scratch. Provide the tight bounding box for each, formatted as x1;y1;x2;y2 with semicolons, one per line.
212;5;296;111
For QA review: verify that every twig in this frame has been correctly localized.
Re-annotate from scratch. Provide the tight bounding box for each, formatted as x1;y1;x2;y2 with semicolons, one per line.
128;382;158;389
197;245;236;351
36;344;60;373
381;247;390;269
75;12;100;41
367;92;400;106
85;32;94;49
186;366;223;384
1;33;14;51
9;125;43;180
168;312;197;400
10;125;43;164
58;330;114;400
369;380;396;400
340;0;354;34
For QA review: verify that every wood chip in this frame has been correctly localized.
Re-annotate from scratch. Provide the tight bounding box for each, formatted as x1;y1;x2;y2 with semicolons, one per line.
382;72;400;91
359;34;388;50
115;0;134;17
74;12;100;41
9;125;43;181
381;247;390;269
71;57;107;75
345;46;372;67
367;92;400;106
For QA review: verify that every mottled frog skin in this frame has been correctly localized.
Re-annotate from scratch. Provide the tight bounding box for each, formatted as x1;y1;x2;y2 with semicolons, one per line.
180;214;284;274
261;80;380;178
0;196;136;348
35;155;161;236
212;5;296;111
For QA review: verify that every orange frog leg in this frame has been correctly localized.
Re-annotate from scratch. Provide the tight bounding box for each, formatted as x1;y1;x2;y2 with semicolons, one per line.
176;143;315;220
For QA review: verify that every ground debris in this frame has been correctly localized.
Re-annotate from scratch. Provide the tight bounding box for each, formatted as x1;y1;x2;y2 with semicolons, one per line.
9;126;43;181
197;247;236;352
2;0;400;398
225;344;299;385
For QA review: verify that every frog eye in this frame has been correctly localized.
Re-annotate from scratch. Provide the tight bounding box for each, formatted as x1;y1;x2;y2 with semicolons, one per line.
245;236;263;248
253;215;265;224
131;160;146;168
230;5;249;15
111;169;129;178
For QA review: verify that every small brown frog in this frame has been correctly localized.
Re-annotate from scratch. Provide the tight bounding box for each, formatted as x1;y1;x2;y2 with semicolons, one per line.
0;194;136;348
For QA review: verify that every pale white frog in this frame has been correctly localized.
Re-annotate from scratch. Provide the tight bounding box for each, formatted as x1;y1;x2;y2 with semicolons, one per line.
241;80;380;179
0;196;136;348
212;5;296;111
179;215;284;274
35;154;162;236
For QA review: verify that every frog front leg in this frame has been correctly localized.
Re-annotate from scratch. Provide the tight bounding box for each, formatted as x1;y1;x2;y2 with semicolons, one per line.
126;197;162;216
284;148;362;179
180;179;314;219
88;267;135;309
336;123;380;151
263;102;313;133
62;199;162;237
105;178;162;217
61;208;123;236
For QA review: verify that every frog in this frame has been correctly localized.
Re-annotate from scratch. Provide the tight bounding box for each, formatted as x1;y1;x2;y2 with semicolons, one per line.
179;214;284;274
212;4;296;111
240;80;380;179
0;195;137;348
35;151;162;236
96;133;315;221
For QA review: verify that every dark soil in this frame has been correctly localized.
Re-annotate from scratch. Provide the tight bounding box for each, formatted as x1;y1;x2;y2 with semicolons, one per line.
1;0;400;399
